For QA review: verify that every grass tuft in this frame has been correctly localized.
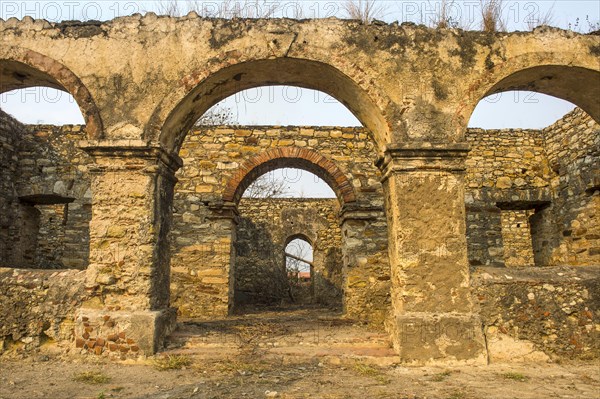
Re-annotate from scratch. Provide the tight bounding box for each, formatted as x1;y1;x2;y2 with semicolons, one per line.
352;361;390;384
480;0;505;32
73;371;111;384
153;354;192;371
432;370;453;382
502;371;529;382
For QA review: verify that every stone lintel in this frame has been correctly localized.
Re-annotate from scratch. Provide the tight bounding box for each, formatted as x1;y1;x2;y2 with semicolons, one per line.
496;200;551;211
465;204;503;213
339;204;384;222
79;139;183;175
480;187;552;207
377;143;471;183
208;201;240;222
390;312;487;365
19;193;75;205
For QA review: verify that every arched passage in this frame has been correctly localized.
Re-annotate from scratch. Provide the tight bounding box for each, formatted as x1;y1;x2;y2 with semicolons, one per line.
463;63;600;268
461;64;600;131
285;233;314;247
481;65;600;123
223;147;356;205
0;52;97;270
0;50;104;138
285;235;315;304
154;57;390;153
223;150;350;311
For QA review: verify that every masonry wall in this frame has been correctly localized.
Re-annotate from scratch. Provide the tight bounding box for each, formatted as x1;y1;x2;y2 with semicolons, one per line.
235;198;342;308
465;127;553;267
17;124;92;269
0;111;92;270
171;125;390;321
0;268;88;354
473;266;600;360
542;109;600;266
500;210;536;267
464;109;599;268
0;110;21;265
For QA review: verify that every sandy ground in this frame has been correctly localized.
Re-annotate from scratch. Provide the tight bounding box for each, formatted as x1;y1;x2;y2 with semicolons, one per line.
1;307;599;399
1;356;599;399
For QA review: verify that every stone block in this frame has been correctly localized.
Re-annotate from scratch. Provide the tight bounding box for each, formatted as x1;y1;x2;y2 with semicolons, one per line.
75;308;177;355
390;313;487;365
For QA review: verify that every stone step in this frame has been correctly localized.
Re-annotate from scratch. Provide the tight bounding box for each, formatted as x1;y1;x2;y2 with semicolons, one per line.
163;308;396;364
164;328;396;365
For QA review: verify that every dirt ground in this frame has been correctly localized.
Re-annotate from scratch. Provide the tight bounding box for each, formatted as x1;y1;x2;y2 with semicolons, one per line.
1;307;599;399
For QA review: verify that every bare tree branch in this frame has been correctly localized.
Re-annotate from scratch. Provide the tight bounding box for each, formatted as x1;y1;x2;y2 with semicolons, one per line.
195;104;236;126
243;172;291;199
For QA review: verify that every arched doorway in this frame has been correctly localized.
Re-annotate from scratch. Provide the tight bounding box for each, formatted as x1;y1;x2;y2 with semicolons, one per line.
0;56;100;269
464;65;600;268
161;60;390;324
284;235;315;304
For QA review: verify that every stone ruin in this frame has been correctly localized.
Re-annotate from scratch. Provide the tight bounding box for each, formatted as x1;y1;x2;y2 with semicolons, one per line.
0;15;598;364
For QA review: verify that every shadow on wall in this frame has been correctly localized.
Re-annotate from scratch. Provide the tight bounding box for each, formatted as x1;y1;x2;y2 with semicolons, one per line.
234;217;290;306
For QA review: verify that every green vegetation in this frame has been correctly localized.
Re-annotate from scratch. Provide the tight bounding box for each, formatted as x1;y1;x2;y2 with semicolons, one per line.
73;371;111;384
153;354;192;371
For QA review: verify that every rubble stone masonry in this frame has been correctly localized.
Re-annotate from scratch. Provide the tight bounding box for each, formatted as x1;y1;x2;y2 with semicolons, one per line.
0;107;597;360
0;15;598;361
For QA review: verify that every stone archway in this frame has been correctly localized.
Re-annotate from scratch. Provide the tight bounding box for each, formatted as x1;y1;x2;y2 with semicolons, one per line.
457;63;600;134
460;62;600;270
0;54;102;270
0;50;104;139
153;57;390;154
170;124;389;324
225;151;351;312
480;65;599;122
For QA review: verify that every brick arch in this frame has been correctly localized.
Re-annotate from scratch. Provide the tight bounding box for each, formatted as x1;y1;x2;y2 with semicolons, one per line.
0;48;103;139
223;147;356;205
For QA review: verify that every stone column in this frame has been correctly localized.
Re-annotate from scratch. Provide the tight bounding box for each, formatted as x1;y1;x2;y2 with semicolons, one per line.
74;140;182;356
340;205;391;325
206;201;238;316
377;143;487;364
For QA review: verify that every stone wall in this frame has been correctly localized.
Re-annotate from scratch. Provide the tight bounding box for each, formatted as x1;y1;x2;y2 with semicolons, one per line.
17;124;92;269
171;125;390;322
0;110;21;265
465;127;553;267
0;268;88;354
541;109;600;266
235;198;342;308
500;210;536;267
473;266;600;361
0;111;92;269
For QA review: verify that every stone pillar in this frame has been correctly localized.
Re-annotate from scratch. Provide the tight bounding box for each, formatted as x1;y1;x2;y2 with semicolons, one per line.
377;143;487;364
75;140;182;356
340;205;391;326
206;201;238;316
